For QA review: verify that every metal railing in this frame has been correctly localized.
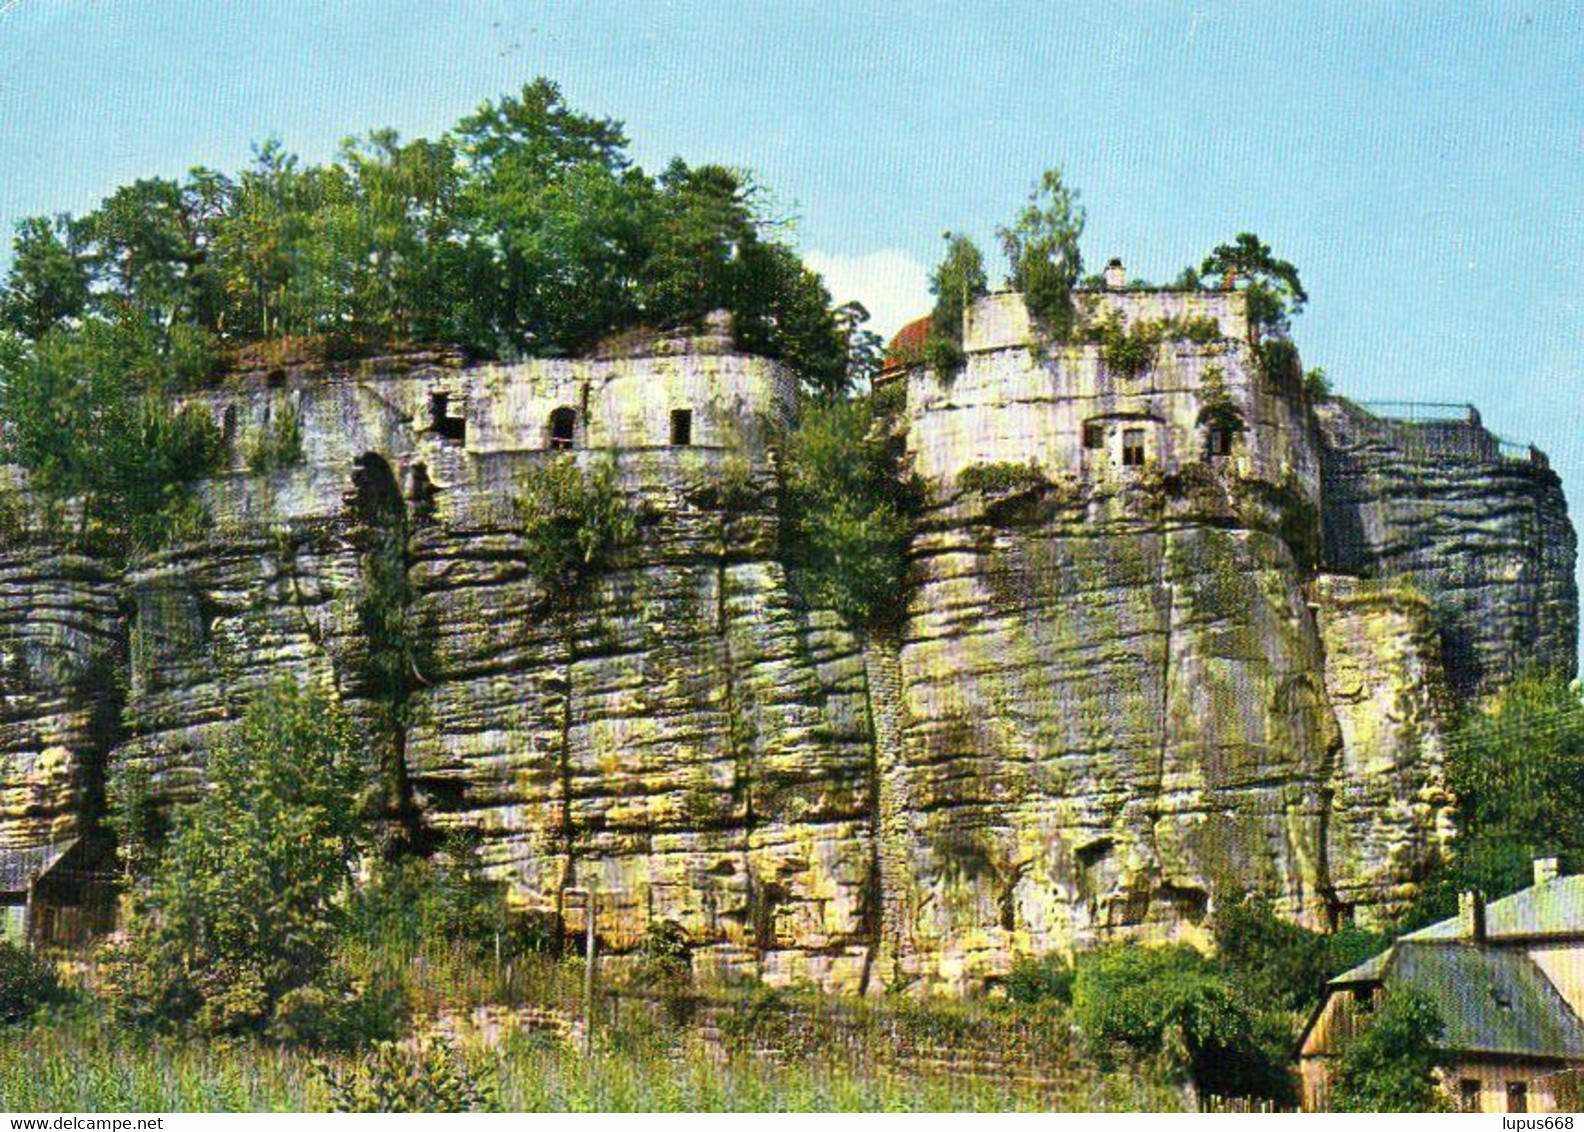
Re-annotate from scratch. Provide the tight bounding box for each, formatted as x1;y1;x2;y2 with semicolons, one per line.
1356;400;1477;424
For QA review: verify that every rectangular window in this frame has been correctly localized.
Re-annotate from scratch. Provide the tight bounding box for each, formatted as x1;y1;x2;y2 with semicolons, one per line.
1207;426;1234;458
1122;428;1146;467
430;392;466;443
1459;1079;1480;1113
670;408;693;446
1083;422;1105;450
1507;1082;1528;1114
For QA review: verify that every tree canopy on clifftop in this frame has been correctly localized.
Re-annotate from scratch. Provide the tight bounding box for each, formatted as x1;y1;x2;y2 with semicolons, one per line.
0;78;853;389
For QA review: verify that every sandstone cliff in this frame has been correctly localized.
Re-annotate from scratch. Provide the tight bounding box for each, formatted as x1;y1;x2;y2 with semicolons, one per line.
0;298;1572;995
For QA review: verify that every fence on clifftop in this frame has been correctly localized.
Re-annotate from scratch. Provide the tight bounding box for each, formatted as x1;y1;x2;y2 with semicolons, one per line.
1354;401;1546;468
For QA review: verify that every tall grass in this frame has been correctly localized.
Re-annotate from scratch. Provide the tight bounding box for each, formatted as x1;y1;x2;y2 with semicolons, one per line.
0;1000;1186;1113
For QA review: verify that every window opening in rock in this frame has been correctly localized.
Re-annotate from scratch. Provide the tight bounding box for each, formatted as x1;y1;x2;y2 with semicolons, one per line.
549;407;577;450
670;408;693;446
1083;421;1105;450
1207;425;1234;458
1122;428;1146;467
430;392;466;443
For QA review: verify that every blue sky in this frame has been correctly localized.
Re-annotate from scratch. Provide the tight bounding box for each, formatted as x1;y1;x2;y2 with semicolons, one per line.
2;0;1582;650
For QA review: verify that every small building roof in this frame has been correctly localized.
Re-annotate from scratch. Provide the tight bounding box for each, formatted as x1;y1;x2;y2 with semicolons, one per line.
1316;872;1584;1064
879;316;931;378
1402;875;1584;943
1389;942;1584;1061
1330;948;1391;986
0;839;77;895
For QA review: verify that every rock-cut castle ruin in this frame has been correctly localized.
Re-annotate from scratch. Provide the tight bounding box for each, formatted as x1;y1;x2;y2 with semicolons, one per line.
0;268;1574;995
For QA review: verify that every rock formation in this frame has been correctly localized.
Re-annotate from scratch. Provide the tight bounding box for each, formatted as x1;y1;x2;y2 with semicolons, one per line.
0;290;1573;995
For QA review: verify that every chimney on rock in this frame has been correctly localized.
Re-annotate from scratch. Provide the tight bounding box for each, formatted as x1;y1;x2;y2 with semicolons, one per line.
1459;890;1486;941
1534;857;1560;886
1104;258;1127;290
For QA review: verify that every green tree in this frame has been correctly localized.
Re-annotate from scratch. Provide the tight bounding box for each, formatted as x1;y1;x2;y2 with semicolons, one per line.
0;216;89;339
1331;990;1449;1112
115;680;372;1035
452;79;639;357
998;168;1085;338
1447;671;1584;854
1399;671;1584;930
1198;232;1307;342
834;301;885;388
1073;943;1293;1101
733;240;850;396
210;140;308;341
1212;895;1388;1015
639;159;755;332
0;941;61;1023
922;232;989;371
778;395;922;627
0;318;222;549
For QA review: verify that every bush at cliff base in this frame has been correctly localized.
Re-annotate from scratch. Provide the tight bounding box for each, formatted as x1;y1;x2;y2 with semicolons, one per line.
108;679;378;1040
1331;990;1450;1113
1072;943;1294;1103
0;940;60;1023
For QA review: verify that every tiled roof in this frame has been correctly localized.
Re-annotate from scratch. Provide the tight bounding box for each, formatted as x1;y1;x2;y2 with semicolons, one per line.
880;316;931;376
1323;874;1584;1062
1384;941;1584;1060
1404;875;1584;943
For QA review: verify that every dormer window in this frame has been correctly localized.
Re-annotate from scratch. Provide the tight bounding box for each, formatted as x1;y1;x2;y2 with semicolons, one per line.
549;407;577;450
670;408;693;446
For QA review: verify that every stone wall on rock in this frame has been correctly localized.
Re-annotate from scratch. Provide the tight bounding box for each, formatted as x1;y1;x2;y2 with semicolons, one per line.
904;290;1318;509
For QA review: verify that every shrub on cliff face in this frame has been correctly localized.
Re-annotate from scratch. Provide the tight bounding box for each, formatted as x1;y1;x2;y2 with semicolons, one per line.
0;319;222;552
514;455;641;602
778;396;923;628
114;680;374;1036
956;460;1050;496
